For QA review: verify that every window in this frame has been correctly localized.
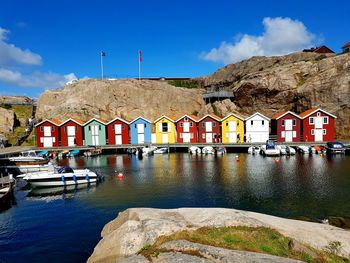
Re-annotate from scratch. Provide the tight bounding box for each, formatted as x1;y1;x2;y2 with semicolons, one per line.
282;120;285;126
213;133;216;138
190;133;194;139
317;112;321;117
251;120;253;125
213;122;216;127
237;122;239;126
75;126;78;131
180;123;183;127
190;122;193;127
323;129;326;135
323;117;329;124
309;117;314;124
144;124;146;128
311;129;314;135
122;124;125;129
99;125;101;130
112;125;114;130
262;120;265;126
135;124;137;128
64;127;67;133
184;117;188;121
88;126;91;131
202;133;205;139
180;133;183;138
293;119;296;126
51;126;55;132
226;122;228;126
162;122;168;132
40;126;43;132
202;123;205;128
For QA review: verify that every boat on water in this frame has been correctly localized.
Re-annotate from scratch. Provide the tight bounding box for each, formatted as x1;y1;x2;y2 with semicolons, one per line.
189;146;201;155
27;183;97;198
260;141;280;156
325;142;346;154
277;145;287;155
68;150;80;157
154;147;168;154
202;146;215;155
285;146;296;155
20;166;102;187
0;184;13;211
84;147;102;157
58;150;70;158
215;147;226;155
0;150;49;165
142;146;157;156
296;145;311;154
247;146;260;155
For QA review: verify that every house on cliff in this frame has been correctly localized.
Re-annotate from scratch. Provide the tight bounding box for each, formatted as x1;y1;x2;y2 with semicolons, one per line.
106;117;129;145
154;115;177;144
271;111;302;142
303;45;335;54
35;119;61;148
129;117;152;144
299;108;336;142
59;118;84;147
342;42;350;53
83;118;107;146
245;113;270;143
198;114;221;143
175;115;199;143
221;113;244;143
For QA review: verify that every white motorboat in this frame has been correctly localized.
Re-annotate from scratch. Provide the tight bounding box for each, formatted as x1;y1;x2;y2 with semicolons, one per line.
0;150;49;165
142;146;157;156
277;145;287;155
189;146;201;155
248;146;260;155
8;163;52;174
261;141;280;156
20;166;101;187
154;147;168;154
286;146;296;155
202;146;215;154
297;145;310;154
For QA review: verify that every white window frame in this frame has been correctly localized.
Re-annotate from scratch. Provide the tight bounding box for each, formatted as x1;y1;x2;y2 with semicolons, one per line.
292;119;296;126
317;112;321;117
309;117;314;124
323;129;326;135
323;116;329;124
311;129;314;135
180;123;183;127
281;120;285;126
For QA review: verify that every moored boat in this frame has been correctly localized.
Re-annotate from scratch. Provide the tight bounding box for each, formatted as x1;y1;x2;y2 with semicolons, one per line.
285;146;296;155
189;146;201;155
20;166;102;187
215;147;226;155
154;147;168;154
68;150;80;157
296;145;311;154
261;141;280;156
247;146;260;155
84;147;102;157
202;146;215;155
325;142;346;154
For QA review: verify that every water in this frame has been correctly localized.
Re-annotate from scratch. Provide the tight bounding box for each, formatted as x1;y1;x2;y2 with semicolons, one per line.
1;153;350;263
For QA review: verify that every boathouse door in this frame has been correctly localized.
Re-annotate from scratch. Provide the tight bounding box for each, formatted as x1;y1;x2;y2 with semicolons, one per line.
314;129;323;142
44;126;51;136
228;132;237;143
206;133;213;143
115;135;122;145
183;133;191;143
138;134;145;144
205;122;212;132
91;125;99;146
183;122;190;133
68;136;75;146
162;134;169;143
43;137;53;147
285;131;293;142
228;121;236;132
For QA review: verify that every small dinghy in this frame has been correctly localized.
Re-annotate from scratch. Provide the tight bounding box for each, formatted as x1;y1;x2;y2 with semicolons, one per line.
325;142;346;154
154;147;168;154
20;166;101;188
202;146;215;155
248;146;260;155
215;147;226;155
189;146;201;155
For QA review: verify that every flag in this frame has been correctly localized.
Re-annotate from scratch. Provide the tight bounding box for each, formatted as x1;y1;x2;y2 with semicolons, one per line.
101;51;106;56
138;50;142;63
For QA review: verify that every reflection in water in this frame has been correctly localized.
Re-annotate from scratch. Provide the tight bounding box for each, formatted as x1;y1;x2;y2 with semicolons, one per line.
0;153;349;263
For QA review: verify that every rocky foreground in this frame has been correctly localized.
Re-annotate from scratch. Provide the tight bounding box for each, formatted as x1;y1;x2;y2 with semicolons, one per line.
87;208;350;262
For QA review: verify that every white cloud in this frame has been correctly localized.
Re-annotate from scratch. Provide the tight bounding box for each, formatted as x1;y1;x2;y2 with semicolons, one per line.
0;27;42;66
0;68;77;89
201;17;316;64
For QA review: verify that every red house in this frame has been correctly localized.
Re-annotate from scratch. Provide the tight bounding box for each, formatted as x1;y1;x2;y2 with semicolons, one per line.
299;108;336;142
106;117;130;145
175;114;199;143
35;119;61;148
198;114;221;143
59;118;84;147
271;111;302;142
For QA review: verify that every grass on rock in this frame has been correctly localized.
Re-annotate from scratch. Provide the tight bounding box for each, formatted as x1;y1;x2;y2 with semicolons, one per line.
139;226;348;263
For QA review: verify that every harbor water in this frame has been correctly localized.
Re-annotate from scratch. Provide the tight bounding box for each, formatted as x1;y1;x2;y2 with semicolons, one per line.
1;153;350;262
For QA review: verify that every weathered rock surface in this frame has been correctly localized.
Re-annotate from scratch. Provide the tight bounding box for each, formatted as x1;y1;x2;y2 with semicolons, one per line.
36;79;206;122
0;96;33;105
200;52;350;138
0;107;15;135
87;208;350;263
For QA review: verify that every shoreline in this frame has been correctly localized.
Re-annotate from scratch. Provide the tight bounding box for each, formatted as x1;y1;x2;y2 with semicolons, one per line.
87;207;350;262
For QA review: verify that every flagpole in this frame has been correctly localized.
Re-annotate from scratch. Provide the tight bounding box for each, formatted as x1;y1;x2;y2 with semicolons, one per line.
100;52;104;79
138;50;141;81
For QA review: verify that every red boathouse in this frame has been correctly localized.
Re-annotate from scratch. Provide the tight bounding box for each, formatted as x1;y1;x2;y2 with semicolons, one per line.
59;118;84;147
35;119;61;148
198;114;221;143
175;114;199;143
271;111;302;142
106;117;130;145
299;108;336;142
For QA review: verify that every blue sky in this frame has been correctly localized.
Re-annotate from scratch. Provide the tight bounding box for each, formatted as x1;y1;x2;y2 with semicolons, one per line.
0;0;349;97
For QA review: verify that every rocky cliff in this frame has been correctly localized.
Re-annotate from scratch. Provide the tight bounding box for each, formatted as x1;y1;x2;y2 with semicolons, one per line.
199;52;350;138
36;79;206;122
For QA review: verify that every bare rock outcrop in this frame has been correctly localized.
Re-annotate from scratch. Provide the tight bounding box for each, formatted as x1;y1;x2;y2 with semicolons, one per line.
0;96;33;105
200;52;350;138
0;107;15;135
36;79;206;122
87;208;350;263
